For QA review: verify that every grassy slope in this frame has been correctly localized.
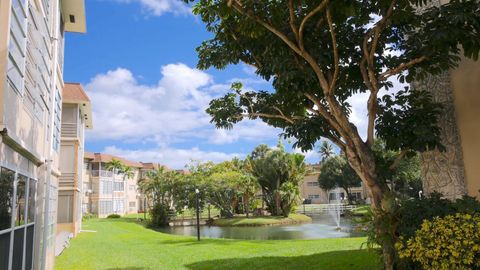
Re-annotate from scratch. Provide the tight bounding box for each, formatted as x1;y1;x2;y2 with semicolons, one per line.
55;218;381;270
212;214;312;227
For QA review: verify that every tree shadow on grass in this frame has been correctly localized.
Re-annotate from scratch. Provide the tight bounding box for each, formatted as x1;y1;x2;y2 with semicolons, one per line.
185;250;382;270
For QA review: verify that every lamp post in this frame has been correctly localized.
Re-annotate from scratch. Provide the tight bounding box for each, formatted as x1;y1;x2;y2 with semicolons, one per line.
195;188;200;241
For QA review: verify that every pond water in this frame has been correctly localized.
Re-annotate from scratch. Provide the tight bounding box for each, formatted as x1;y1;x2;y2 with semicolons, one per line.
158;214;361;240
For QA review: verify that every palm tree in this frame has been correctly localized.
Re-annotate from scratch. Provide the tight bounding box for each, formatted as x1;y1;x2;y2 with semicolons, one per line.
105;159;123;175
105;159;124;214
318;141;335;163
122;165;134;180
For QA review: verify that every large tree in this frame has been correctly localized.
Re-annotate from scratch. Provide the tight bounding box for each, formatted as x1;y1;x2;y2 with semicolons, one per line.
187;0;479;267
318;155;362;204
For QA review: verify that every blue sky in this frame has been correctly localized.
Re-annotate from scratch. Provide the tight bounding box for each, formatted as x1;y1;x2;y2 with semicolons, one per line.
63;0;336;168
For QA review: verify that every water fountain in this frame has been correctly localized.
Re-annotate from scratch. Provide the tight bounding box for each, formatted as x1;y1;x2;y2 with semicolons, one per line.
326;187;342;230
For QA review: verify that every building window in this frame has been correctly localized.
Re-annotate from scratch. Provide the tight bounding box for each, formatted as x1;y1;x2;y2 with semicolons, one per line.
329;192;345;201
306;181;319;187
113;199;124;213
8;0;28;94
101;181;112;195
129;185;135;191
52;88;62;151
57;193;73;223
129;202;136;208
113;182;124;192
0;167;37;270
99;200;113;216
308;194;320;199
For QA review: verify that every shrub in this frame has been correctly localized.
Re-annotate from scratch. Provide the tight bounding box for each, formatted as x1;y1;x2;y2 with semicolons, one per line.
396;213;480;270
82;213;97;221
149;203;170;227
107;214;121;218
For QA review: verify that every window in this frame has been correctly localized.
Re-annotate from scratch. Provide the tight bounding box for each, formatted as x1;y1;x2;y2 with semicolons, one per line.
7;0;28;94
99;201;113;215
113;199;124;213
113;181;124;192
0;167;37;270
129;202;136;208
306;181;319;187
329;192;345;201
52;88;62;151
101;181;112;195
308;194;320;199
57;193;73;223
129;185;135;191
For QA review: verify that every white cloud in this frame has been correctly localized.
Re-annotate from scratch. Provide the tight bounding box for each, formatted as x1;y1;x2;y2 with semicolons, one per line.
103;145;242;169
347;77;406;139
209;120;280;145
113;0;190;16
85;64;213;144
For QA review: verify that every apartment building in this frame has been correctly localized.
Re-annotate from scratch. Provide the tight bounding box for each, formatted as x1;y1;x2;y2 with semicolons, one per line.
0;0;86;269
83;153;144;218
55;83;91;254
299;164;367;204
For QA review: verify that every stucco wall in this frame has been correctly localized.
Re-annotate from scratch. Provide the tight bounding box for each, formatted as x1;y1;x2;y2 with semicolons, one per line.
451;58;480;199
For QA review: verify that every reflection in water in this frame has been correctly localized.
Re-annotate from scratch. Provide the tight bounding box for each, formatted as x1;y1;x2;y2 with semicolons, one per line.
158;215;359;240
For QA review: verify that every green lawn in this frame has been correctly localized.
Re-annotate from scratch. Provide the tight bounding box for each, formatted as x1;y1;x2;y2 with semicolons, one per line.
55;218;381;270
212;214;312;227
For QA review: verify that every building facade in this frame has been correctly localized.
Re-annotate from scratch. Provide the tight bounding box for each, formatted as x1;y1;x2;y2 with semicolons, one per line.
0;0;86;269
299;164;368;204
83;153;144;218
55;83;91;255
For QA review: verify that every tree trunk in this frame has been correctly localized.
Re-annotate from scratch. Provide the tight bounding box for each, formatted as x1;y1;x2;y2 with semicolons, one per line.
343;187;353;205
344;142;395;270
245;195;250;218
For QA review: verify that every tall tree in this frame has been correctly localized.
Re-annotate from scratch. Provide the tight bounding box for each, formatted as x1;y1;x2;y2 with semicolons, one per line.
105;159;123;175
318;140;335;162
250;142;306;216
187;0;480;267
318;155;362;204
122;165;135;180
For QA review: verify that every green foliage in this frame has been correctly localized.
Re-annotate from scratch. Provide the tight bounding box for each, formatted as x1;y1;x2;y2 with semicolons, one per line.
107;214;121;219
249;142;305;216
318;141;335;162
82;213;97;221
366;193;480;269
149;203;170;227
396;213;480;270
397;193;480;239
318;155;361;204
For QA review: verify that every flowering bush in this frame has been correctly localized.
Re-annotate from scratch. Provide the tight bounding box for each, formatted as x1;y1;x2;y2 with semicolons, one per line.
396;213;480;270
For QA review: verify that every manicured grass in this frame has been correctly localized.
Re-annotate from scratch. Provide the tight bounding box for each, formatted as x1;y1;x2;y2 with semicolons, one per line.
55;218;381;270
212;214;312;227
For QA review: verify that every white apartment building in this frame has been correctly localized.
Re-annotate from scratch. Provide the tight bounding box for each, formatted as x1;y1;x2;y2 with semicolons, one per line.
0;0;86;269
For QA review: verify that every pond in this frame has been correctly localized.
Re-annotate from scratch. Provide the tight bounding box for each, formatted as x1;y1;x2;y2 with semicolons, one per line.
158;214;362;240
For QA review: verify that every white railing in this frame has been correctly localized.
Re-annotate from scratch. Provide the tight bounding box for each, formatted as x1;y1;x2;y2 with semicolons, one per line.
61;122;79;138
91;170;114;177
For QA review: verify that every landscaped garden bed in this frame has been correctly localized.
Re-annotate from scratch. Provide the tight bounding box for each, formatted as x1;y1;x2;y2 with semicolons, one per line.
211;214;312;227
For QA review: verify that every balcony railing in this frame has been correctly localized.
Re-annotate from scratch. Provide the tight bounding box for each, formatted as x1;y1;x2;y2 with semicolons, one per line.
59;172;75;188
61;122;79;138
91;170;113;177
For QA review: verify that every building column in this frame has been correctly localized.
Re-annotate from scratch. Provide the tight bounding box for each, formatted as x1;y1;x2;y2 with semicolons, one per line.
412;71;467;200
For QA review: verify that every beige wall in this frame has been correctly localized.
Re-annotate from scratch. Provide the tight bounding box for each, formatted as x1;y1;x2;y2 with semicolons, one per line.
451;58;480;199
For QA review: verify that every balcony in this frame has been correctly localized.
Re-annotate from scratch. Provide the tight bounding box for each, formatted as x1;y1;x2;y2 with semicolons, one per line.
61;122;80;138
59;172;75;188
91;170;113;177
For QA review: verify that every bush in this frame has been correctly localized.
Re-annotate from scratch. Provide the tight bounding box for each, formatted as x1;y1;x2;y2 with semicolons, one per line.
82;213;97;221
149;203;170;227
396;213;480;270
107;214;121;218
397;193;480;239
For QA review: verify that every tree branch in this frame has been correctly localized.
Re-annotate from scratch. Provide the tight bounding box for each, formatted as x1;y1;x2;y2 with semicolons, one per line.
288;0;299;42
326;8;339;93
379;56;427;80
299;0;330;51
389;149;408;170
